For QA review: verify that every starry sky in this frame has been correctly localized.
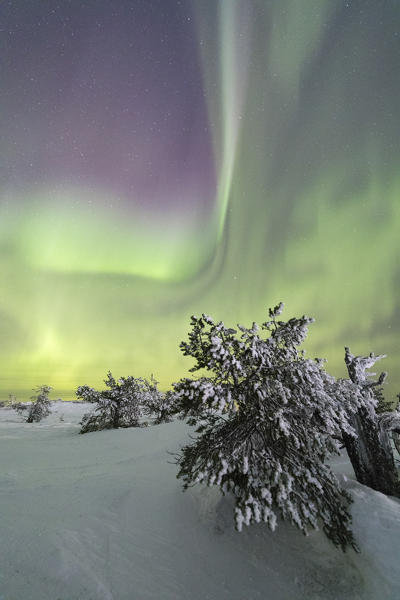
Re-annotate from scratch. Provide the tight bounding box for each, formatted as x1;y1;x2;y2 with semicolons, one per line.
1;0;400;400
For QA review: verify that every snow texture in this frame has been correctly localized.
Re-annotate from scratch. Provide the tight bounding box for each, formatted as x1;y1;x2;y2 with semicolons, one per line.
0;402;399;600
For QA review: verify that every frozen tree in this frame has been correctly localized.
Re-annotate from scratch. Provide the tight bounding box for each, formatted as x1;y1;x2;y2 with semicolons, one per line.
171;304;365;551
77;371;161;433
24;385;52;423
8;386;54;422
384;393;400;456
6;393;17;406
3;394;23;411
341;348;400;497
145;386;175;425
0;394;16;408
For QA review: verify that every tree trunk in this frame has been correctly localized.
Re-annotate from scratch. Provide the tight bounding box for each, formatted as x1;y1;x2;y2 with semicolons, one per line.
112;403;120;429
343;347;400;498
343;407;400;498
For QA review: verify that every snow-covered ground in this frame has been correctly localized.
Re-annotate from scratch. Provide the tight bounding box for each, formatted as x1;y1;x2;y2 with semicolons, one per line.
1;402;399;600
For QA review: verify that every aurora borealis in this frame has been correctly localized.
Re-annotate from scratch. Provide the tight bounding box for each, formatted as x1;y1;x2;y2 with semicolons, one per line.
1;1;399;400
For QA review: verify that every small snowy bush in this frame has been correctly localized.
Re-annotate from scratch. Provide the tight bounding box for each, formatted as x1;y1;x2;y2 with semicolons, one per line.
4;394;26;412
171;304;368;551
145;387;175;425
77;371;162;433
24;385;52;422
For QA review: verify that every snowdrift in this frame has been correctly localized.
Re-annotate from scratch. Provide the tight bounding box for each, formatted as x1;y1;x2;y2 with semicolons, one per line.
0;402;399;600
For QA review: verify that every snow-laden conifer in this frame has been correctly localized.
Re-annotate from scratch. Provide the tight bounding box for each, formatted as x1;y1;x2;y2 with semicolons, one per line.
171;304;365;551
145;387;175;425
77;372;162;433
24;385;52;422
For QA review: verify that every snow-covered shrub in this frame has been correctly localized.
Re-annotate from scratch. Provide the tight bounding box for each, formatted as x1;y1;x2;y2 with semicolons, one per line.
4;394;23;410
25;385;52;422
10;402;28;413
6;393;17;406
171;304;367;551
77;371;162;433
145;386;175;425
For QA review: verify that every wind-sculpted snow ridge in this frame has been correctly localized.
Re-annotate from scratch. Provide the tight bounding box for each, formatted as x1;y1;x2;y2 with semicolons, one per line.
0;402;399;600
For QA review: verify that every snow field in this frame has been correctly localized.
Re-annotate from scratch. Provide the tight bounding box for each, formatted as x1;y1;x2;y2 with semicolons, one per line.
0;402;399;600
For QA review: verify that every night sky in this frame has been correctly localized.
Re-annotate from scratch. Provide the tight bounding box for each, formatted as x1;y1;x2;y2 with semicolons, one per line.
1;0;399;399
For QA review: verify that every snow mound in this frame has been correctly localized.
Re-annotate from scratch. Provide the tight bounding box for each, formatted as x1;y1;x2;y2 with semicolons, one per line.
0;402;399;600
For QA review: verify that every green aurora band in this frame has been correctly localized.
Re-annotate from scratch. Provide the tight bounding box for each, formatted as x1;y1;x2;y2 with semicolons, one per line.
1;0;399;400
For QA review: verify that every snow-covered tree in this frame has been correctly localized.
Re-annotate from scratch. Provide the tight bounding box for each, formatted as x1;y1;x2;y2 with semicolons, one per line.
77;372;162;433
4;394;25;411
144;383;174;425
6;393;17;406
383;392;400;456
341;348;400;497
171;304;369;551
25;385;52;422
